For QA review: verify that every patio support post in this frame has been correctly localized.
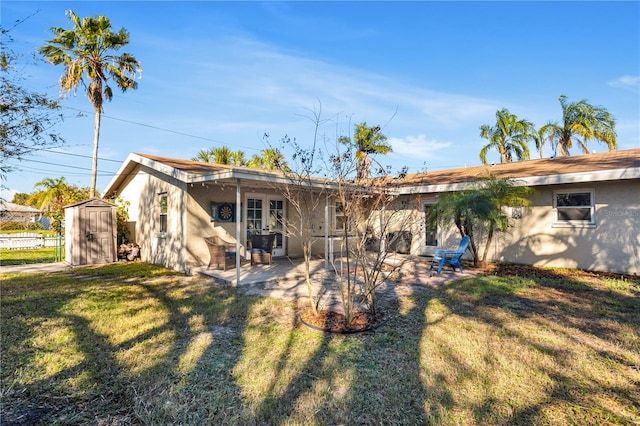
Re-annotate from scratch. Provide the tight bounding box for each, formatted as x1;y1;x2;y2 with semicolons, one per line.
325;192;329;269
235;178;241;285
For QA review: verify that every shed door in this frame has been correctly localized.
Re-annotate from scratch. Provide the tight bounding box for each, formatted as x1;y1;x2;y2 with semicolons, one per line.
82;206;115;264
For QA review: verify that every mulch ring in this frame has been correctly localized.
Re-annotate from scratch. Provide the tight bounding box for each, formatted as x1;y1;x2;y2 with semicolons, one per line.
300;308;388;334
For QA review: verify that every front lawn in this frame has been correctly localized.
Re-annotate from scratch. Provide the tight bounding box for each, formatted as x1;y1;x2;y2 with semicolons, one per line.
1;262;638;425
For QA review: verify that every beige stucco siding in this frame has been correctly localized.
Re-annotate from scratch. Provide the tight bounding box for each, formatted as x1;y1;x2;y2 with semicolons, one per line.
118;167;188;272
184;184;322;265
397;180;639;274
184;184;246;268
495;180;639;274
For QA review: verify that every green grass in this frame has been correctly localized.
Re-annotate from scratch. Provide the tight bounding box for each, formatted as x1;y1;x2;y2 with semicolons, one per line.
1;230;62;265
1;247;63;265
1;262;638;425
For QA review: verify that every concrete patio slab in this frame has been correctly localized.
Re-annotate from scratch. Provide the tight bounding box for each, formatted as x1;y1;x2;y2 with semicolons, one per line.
193;255;479;312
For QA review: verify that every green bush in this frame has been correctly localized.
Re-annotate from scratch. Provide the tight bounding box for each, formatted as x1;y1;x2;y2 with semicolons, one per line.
0;221;44;231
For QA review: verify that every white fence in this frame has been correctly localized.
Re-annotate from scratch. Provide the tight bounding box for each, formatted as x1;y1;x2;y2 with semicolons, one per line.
0;232;63;250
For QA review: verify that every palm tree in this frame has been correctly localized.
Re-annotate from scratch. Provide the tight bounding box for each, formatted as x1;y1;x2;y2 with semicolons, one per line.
39;11;141;198
210;146;234;165
193;146;247;166
532;124;555;159
475;175;534;263
479;108;534;164
540;95;617;156
429;175;534;265
340;122;392;179
230;150;246;166
429;189;488;266
192;149;216;163
248;148;289;171
29;177;90;234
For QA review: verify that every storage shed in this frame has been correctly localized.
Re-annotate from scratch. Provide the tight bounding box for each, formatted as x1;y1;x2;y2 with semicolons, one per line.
64;198;117;266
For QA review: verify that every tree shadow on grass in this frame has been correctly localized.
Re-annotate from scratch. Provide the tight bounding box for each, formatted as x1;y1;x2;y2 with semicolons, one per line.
242;285;442;424
0;266;257;425
433;267;640;424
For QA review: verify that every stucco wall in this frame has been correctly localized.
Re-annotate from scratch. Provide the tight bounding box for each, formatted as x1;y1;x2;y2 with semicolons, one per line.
415;179;639;275
185;184;245;268
118;167;188;273
495;180;639;274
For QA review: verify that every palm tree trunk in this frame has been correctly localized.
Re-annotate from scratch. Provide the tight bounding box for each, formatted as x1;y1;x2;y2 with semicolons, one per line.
90;108;101;198
481;224;495;264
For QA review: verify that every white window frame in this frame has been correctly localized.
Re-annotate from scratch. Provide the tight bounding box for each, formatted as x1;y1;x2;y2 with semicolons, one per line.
158;193;168;236
553;189;595;228
334;202;351;233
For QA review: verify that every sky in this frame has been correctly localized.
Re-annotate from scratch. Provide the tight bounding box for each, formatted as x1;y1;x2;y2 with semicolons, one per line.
2;1;639;199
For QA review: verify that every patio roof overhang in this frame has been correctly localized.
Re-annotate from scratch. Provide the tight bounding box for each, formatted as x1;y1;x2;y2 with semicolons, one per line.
103;153;338;196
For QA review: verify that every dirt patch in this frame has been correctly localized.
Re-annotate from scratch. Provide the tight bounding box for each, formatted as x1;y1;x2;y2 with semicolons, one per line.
479;262;639;283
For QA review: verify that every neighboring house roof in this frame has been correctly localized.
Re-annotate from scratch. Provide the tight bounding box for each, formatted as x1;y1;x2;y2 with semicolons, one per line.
104;149;640;196
0;199;41;214
0;199;41;222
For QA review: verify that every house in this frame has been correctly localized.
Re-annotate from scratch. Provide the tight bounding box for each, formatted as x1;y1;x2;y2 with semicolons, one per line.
0;199;42;224
390;148;640;275
103;149;640;275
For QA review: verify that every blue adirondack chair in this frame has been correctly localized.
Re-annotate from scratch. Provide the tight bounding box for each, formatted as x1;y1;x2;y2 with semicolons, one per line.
430;236;471;274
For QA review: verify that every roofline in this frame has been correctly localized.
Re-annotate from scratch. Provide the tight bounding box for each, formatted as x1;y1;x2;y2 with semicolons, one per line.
103;153;337;195
104;150;640;197
394;166;640;195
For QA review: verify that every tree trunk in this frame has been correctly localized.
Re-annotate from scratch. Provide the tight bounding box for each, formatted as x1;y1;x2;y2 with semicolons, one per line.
303;244;318;316
481;223;495;265
90;108;101;198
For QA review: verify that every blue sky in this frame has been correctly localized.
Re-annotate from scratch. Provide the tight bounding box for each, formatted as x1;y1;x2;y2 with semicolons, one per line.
2;1;639;198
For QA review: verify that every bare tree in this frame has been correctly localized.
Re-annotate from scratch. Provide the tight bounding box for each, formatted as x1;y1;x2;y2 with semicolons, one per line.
271;105;332;316
326;127;419;325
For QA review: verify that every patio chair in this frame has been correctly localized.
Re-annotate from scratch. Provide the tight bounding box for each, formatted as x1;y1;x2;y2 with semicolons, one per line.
204;236;236;270
430;236;470;274
249;233;276;265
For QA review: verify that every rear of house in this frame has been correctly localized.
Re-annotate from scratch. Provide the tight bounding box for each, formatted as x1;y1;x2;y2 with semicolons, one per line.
397;149;640;275
105;149;640;275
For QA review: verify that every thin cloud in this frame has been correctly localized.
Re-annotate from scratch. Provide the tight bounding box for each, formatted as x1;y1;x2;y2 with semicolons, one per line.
389;135;452;156
608;75;640;93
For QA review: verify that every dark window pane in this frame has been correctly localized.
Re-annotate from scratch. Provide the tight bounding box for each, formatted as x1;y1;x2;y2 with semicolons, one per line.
556;193;591;207
424;205;437;246
558;208;591;221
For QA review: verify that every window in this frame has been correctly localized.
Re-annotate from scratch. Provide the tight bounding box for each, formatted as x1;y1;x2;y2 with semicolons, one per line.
246;198;263;236
335;202;350;232
424;204;438;246
159;193;168;233
554;190;594;226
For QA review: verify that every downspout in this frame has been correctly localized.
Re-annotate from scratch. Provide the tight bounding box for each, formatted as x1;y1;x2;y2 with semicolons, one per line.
235;178;241;285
